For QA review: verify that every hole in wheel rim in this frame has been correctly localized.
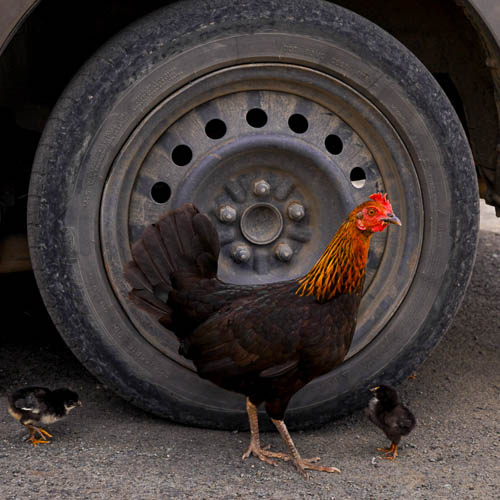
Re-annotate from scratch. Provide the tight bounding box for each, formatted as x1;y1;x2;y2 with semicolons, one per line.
150;182;172;203
205;119;227;139
172;144;193;166
350;167;366;188
325;134;343;155
288;113;308;134
246;108;268;128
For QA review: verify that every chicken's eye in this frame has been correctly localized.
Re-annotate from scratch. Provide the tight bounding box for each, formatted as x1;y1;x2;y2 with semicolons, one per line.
367;208;377;217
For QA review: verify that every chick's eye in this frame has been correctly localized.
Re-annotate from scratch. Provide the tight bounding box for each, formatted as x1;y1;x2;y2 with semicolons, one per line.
367;208;376;217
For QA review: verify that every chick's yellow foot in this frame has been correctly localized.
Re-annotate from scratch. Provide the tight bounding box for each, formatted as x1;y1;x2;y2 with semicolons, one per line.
377;443;398;460
36;427;53;438
25;425;53;446
242;442;291;466
28;436;50;447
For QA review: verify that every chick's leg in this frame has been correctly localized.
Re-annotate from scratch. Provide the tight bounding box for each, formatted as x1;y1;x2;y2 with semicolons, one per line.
377;442;398;460
35;427;53;438
25;424;51;447
242;398;291;466
271;418;340;480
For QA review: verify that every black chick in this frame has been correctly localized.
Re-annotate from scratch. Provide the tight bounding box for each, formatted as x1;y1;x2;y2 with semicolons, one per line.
8;387;82;446
367;385;416;460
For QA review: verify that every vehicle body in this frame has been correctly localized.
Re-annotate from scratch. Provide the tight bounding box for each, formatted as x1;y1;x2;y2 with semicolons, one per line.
0;0;497;429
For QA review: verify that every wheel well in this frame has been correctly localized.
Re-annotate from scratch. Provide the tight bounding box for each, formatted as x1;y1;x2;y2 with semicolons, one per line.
0;0;497;237
333;0;499;212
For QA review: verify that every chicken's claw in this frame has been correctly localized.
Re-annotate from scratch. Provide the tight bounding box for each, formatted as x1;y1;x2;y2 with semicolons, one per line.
271;418;341;479
242;442;291;466
292;457;341;479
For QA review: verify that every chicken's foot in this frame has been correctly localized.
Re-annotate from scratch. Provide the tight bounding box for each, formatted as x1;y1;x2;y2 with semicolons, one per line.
271;418;340;479
377;442;398;460
242;398;291;466
26;425;52;447
35;427;52;438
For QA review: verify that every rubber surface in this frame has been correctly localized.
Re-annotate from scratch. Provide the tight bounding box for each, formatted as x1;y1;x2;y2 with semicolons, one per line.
28;0;479;429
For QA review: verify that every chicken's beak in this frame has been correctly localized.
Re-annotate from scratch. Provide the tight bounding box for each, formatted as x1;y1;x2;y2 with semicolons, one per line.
369;386;380;393
381;214;402;226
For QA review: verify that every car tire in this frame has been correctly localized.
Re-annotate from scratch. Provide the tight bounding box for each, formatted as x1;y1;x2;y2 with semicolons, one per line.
28;0;478;429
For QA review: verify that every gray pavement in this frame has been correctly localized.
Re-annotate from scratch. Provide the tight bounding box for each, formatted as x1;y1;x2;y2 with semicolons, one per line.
0;204;499;499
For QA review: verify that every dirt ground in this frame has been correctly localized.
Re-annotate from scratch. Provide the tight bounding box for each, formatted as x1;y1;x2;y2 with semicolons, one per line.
0;203;498;499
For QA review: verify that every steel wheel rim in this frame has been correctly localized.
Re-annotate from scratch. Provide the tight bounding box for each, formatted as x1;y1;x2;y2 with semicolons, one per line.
101;63;423;400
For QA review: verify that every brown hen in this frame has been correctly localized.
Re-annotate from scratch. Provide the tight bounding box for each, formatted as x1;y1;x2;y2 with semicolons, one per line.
124;193;401;478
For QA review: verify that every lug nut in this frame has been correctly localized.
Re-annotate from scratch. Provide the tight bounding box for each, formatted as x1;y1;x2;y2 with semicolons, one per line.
287;202;305;221
275;242;293;262
232;244;251;263
218;205;237;223
253;180;271;196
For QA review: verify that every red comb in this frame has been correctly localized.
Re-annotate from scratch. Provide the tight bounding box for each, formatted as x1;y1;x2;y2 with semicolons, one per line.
369;192;393;212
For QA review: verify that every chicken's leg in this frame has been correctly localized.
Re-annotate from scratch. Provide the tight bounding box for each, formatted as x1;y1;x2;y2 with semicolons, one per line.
241;398;291;466
271;418;340;479
25;424;51;447
377;442;398;460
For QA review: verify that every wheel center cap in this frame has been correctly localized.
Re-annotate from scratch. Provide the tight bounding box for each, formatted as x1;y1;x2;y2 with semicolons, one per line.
240;203;283;245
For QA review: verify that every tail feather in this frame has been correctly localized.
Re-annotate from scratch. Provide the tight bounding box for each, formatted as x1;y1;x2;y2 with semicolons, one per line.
192;213;220;275
172;205;201;259
123;261;153;292
130;238;170;297
129;288;172;321
157;209;198;274
196;252;218;278
141;224;175;286
124;203;220;322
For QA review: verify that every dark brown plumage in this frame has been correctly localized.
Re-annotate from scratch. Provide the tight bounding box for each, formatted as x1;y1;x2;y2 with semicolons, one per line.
124;194;400;478
367;385;416;460
8;387;81;446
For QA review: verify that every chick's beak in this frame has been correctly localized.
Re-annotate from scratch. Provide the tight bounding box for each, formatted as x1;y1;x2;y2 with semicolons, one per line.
369;386;380;393
381;213;402;226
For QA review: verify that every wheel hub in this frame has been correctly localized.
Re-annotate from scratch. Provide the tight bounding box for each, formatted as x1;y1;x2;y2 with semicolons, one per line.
240;203;283;246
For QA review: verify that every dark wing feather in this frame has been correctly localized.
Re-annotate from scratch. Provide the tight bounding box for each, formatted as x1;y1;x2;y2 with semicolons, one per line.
9;387;50;414
387;405;416;435
183;284;357;409
186;285;303;381
16;393;41;412
379;404;416;443
259;360;300;378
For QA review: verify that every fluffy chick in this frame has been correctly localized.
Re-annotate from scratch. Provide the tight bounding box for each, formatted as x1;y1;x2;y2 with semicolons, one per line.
8;387;81;446
367;385;416;460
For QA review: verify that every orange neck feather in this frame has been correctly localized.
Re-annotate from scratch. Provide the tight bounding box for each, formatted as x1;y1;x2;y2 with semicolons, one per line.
296;218;371;302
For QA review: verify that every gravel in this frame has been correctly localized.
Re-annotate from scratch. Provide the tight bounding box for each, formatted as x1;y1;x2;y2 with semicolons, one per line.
0;206;498;499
